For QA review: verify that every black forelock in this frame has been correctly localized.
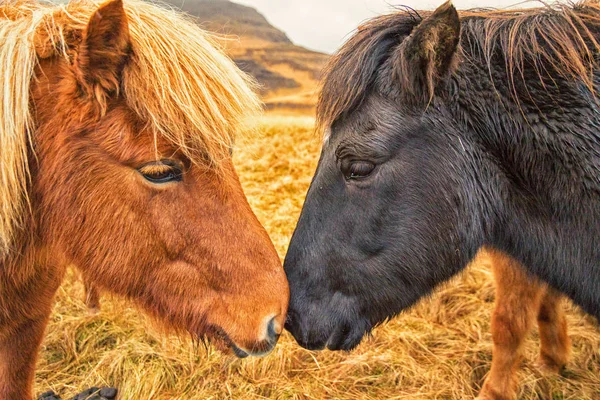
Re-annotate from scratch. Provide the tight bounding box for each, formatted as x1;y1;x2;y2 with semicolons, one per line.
316;10;422;134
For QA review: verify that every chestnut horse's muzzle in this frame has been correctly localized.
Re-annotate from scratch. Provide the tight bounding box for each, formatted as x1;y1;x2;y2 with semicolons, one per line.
231;316;281;358
209;314;283;358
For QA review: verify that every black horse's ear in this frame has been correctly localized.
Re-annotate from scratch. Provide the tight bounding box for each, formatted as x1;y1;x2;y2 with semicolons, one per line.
392;1;460;106
76;0;131;103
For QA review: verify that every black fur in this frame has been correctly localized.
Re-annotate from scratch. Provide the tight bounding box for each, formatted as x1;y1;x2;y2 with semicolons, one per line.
284;2;600;351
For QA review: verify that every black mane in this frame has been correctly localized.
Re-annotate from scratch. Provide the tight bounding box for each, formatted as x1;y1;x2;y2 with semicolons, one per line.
318;1;600;132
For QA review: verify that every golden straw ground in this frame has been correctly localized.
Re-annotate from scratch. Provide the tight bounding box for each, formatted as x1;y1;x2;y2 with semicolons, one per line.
36;116;599;399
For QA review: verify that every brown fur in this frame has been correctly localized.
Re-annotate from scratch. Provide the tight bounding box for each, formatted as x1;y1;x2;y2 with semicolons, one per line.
478;249;570;400
0;1;288;398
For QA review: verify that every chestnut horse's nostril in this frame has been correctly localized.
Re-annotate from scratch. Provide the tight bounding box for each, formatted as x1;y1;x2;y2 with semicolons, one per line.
229;316;282;357
267;316;279;343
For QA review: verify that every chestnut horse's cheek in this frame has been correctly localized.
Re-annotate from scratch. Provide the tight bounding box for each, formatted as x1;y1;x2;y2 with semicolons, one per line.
146;195;191;259
38;167;157;296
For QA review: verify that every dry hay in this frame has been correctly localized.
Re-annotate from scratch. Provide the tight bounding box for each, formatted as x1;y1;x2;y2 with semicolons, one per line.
35;116;600;399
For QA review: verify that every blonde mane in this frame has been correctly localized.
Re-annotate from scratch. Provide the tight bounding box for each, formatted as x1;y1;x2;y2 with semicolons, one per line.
0;0;261;258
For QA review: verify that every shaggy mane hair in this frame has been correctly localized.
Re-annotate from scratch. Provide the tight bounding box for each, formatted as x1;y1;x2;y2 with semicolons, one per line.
317;1;600;132
0;0;261;257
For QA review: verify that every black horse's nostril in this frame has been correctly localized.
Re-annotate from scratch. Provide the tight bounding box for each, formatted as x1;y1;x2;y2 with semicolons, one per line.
267;316;279;343
284;309;297;332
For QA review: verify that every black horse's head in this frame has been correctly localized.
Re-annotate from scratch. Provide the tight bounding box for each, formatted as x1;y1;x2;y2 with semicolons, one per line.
284;3;485;350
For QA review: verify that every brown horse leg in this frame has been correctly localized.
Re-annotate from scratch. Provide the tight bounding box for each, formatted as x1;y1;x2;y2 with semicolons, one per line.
0;314;51;400
537;289;570;373
83;275;101;314
0;254;64;399
478;249;544;400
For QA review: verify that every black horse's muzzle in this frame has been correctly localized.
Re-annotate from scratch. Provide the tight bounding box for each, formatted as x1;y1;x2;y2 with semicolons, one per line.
284;301;372;351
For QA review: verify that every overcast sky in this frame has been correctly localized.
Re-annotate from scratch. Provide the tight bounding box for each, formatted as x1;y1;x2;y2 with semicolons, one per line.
234;0;536;53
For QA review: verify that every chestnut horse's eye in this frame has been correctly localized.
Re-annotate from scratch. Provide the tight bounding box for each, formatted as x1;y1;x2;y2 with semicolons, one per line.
138;160;183;184
341;160;376;180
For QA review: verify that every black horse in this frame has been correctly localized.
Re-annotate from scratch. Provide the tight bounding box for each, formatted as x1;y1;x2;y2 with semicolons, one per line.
284;1;600;351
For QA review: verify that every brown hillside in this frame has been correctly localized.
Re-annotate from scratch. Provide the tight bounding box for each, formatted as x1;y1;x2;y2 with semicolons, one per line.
166;0;292;44
163;0;329;113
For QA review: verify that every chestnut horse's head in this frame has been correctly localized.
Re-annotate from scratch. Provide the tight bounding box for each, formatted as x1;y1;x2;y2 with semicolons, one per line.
0;0;288;356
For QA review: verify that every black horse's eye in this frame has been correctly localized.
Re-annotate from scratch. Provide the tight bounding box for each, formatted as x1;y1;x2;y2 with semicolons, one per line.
341;160;376;180
138;160;183;184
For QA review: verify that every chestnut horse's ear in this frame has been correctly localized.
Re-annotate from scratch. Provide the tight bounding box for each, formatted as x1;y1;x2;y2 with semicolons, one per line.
393;1;460;106
76;0;130;102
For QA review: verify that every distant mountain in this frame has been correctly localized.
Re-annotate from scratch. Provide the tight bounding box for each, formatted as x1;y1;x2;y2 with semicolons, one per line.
169;0;292;44
163;0;329;113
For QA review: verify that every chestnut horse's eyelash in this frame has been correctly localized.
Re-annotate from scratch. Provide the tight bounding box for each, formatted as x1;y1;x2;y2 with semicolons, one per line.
138;164;173;175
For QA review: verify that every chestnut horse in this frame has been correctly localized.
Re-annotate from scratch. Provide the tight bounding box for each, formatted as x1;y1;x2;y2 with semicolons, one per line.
0;0;288;398
478;250;569;399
